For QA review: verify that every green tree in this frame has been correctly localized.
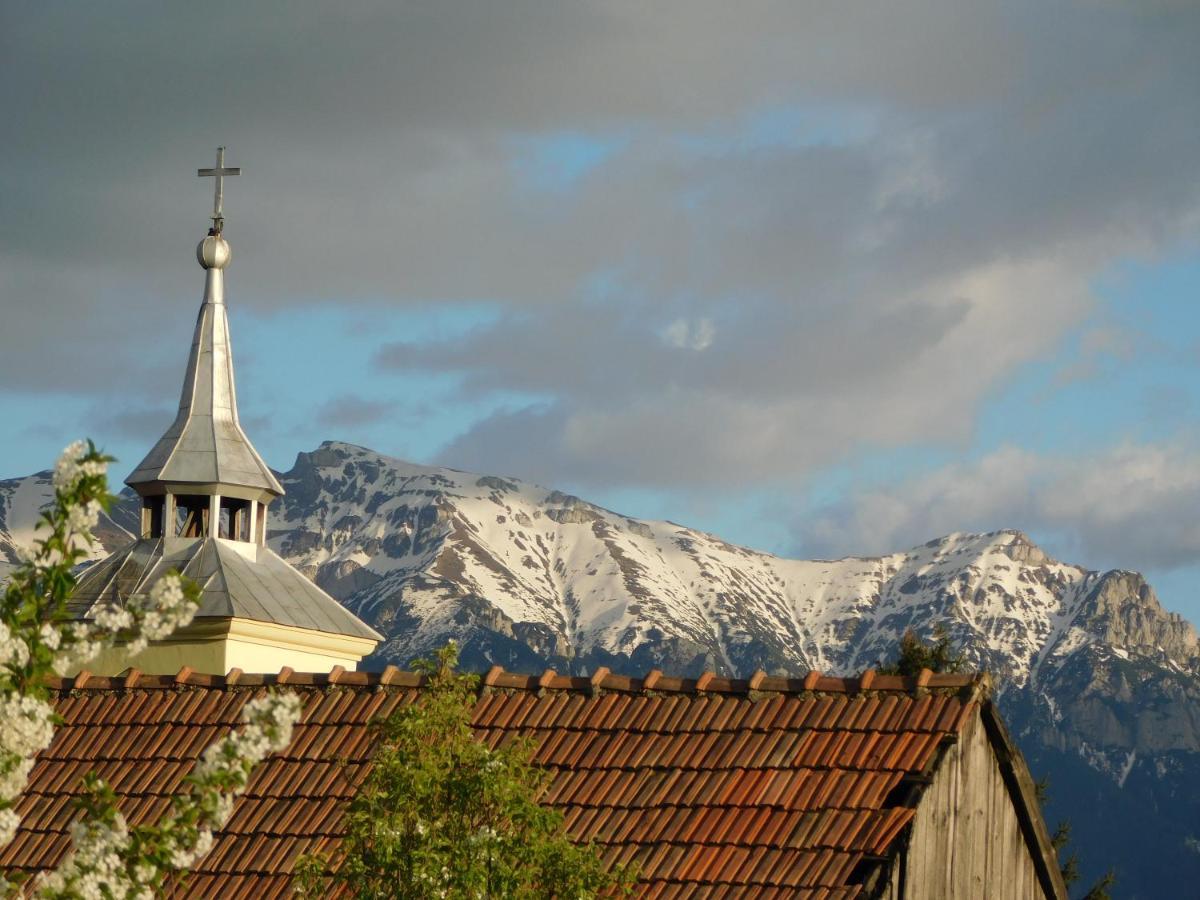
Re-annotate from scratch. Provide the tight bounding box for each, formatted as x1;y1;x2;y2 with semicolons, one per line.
878;625;965;676
297;644;632;899
1079;870;1116;900
1052;819;1080;887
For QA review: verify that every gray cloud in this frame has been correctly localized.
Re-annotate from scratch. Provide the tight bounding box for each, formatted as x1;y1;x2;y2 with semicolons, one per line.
314;394;396;429
795;442;1200;573
429;257;1090;486
85;406;175;443
3;0;1200;492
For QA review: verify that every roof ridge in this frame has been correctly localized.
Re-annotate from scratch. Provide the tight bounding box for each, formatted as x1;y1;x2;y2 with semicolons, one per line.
48;665;986;697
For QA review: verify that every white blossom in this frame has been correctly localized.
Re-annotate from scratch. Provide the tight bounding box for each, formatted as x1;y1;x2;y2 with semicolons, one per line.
54;573;199;676
137;576;197;640
65;499;102;538
92;605;134;633
0;621;31;669
51;441;107;494
51;440;88;492
49;626;100;675
0;695;56;800
0;757;35;800
36;813;133;898
0;808;19;847
37;691;303;898
38;622;61;651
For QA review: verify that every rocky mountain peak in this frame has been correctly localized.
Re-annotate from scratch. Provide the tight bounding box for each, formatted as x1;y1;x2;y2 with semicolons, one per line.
1075;570;1197;664
242;447;1191;694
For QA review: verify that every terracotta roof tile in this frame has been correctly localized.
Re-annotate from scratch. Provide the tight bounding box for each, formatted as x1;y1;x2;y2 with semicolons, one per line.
4;666;986;895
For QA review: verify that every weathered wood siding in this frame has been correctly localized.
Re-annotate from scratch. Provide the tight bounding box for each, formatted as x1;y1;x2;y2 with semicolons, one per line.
880;712;1048;900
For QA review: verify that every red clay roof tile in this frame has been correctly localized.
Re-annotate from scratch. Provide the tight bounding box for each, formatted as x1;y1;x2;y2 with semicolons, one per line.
4;666;986;894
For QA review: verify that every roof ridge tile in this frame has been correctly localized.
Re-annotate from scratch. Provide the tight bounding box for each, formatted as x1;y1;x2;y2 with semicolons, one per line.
42;665;984;700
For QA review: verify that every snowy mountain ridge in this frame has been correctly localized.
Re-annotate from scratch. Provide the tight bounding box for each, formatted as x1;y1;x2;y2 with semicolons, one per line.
0;469;139;577
4;441;1194;689
267;442;1197;692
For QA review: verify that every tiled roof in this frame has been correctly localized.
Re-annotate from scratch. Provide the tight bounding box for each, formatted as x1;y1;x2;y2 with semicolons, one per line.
3;666;988;898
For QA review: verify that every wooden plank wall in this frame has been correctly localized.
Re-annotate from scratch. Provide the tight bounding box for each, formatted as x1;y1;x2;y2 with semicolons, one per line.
879;713;1047;900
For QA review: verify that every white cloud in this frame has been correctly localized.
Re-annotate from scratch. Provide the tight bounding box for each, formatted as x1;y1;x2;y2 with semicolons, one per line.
797;442;1200;572
662;318;716;351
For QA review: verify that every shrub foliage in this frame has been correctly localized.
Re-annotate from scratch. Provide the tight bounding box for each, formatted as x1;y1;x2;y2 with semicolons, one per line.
297;644;632;899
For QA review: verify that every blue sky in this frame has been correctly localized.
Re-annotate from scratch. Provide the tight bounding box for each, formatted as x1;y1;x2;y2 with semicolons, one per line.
4;3;1200;620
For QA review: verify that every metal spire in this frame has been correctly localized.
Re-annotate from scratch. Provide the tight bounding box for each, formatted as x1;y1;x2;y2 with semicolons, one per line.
72;147;382;668
197;146;241;234
125;148;282;498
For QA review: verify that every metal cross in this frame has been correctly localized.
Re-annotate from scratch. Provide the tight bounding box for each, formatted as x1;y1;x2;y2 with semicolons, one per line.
197;146;241;233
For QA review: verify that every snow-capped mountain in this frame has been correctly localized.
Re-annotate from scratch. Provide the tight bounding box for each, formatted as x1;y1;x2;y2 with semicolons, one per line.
3;440;1198;896
268;443;1197;684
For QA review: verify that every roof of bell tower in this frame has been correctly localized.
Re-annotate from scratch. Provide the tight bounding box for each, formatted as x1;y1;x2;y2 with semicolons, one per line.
125;149;283;500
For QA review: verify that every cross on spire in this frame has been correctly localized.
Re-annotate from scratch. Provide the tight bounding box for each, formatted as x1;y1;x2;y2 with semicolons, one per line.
197;146;241;233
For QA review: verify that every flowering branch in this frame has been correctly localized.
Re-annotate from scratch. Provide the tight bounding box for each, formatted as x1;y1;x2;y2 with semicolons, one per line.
52;576;200;677
0;440;122;850
0;440;302;897
0;443;202;847
36;692;303;899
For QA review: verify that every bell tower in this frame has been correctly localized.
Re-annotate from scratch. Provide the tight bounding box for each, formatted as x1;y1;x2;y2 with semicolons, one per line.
71;148;381;675
125;148;283;551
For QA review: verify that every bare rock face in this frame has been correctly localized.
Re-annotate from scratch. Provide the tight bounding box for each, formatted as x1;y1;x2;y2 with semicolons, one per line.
999;530;1049;565
1076;571;1198;659
313;559;382;600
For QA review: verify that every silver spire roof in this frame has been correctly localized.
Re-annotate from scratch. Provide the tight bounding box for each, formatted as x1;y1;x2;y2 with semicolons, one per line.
125;157;282;499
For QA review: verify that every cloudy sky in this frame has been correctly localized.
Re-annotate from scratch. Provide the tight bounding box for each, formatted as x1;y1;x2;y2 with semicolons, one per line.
4;2;1200;618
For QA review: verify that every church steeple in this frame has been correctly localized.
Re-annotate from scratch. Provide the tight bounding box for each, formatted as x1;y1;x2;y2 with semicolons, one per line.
126;147;283;510
71;148;381;676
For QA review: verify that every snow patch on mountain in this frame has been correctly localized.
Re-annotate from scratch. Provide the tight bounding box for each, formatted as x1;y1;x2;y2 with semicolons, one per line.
266;442;1197;692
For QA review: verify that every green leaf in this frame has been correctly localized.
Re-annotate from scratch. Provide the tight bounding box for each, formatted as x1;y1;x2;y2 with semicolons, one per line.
296;644;635;899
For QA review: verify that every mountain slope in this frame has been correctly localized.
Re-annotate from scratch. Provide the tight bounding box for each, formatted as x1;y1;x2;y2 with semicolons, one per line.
3;440;1198;896
271;443;1197;684
0;470;136;582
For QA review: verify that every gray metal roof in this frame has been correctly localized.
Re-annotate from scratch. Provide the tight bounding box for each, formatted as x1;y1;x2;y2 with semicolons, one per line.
125;239;283;498
70;536;382;642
